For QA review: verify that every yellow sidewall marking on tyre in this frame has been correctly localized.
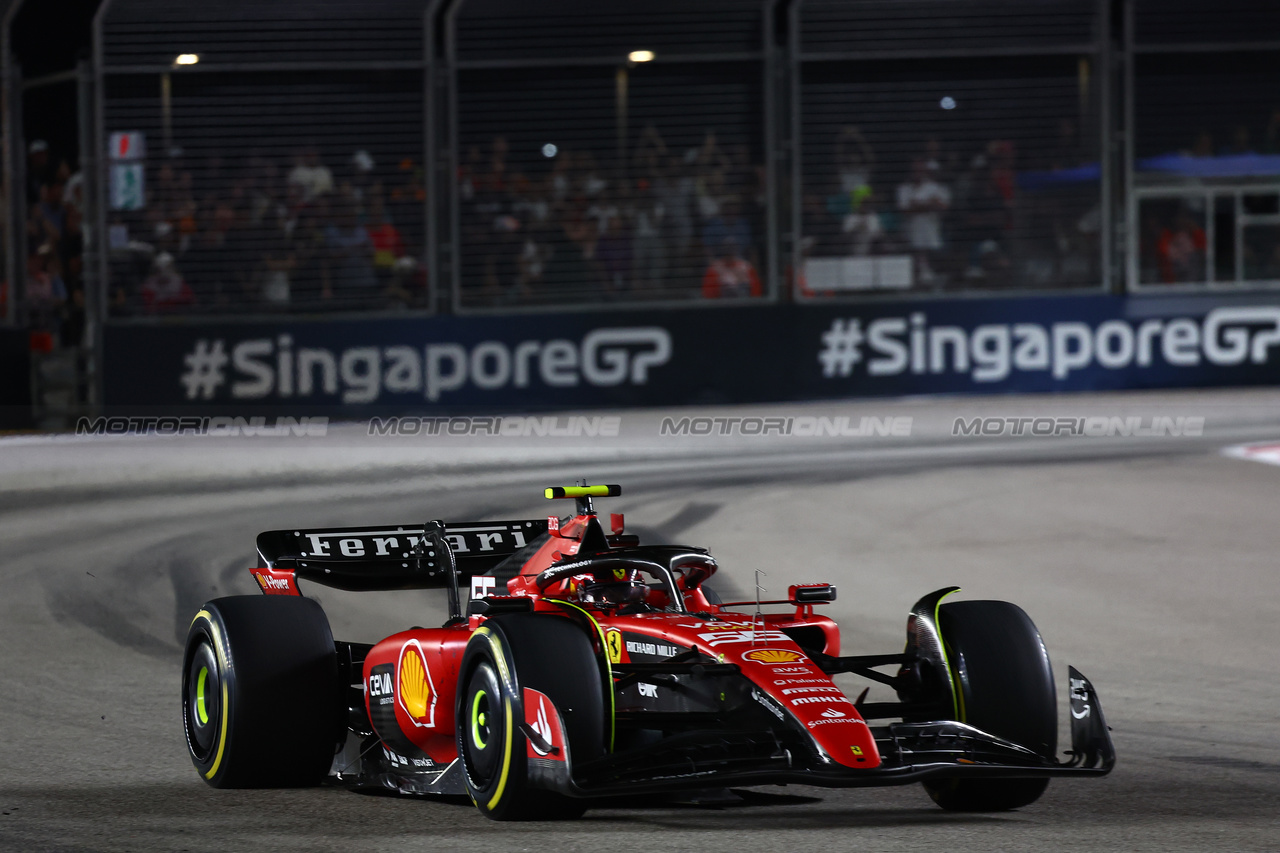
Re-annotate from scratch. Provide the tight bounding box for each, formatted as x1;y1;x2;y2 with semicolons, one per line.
192;610;231;781
471;627;516;810
489;697;514;809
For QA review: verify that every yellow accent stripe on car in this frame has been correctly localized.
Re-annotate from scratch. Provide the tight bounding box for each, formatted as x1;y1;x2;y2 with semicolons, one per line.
193;610;231;781
545;485;619;499
548;600;615;752
933;589;962;721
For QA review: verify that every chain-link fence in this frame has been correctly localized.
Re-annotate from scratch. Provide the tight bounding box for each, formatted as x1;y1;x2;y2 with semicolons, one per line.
1129;0;1280;289
794;0;1106;297
450;0;773;310
69;0;1280;321
96;0;428;317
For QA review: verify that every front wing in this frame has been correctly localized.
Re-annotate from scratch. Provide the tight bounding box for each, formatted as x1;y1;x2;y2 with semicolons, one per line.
535;666;1114;798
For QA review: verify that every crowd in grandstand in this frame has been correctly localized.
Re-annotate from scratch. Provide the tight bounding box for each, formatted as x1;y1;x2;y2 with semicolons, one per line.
100;124;770;315
21;139;86;346
107;145;427;316
37;106;1280;320
800;120;1102;294
1137;113;1280;285
458;127;767;306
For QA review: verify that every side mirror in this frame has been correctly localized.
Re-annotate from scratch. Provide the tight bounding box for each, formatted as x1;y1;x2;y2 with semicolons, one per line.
791;583;837;604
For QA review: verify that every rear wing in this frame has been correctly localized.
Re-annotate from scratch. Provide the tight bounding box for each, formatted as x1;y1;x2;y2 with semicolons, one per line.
255;519;549;592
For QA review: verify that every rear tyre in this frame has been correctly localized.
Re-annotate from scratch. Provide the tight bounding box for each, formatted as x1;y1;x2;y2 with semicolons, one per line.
458;614;605;820
923;600;1057;812
183;596;343;788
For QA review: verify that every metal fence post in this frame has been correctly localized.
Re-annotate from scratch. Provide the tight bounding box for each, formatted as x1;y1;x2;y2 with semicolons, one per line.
445;0;462;314
787;0;802;301
1097;0;1114;294
1122;0;1136;291
0;0;16;328
77;58;101;412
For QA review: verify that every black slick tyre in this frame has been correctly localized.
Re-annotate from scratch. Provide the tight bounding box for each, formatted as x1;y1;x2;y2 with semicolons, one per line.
183;596;343;788
923;599;1057;812
457;613;605;820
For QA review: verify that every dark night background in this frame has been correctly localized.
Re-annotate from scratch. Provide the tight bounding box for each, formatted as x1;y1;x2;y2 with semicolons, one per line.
12;0;99;168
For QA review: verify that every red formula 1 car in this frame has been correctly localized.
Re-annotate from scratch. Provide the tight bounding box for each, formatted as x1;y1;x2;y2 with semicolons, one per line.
182;484;1114;819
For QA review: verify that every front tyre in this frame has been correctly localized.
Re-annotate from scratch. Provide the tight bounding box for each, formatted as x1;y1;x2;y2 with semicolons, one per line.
923;600;1057;812
457;615;604;820
183;596;343;788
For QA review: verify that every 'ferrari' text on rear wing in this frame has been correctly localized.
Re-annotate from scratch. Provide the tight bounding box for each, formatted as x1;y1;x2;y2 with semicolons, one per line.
256;519;549;591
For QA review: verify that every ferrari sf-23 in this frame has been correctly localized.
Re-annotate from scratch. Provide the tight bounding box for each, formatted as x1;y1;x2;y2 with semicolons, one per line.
182;484;1114;819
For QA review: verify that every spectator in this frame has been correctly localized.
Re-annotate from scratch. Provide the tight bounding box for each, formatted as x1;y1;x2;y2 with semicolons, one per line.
183;203;239;304
349;149;378;203
542;216;601;298
961;141;1017;282
595;204;633;295
897;158;952;286
1157;211;1207;283
367;204;406;276
656;154;696;265
631;180;668;291
26;140;50;205
701;238;762;299
287;147;334;204
322;204;377;304
702;196;753;263
254;220;296;306
140;252;195;313
388;156;426;237
835;125;875;197
842;199;885;256
577;151;607;199
25;245;67;331
27;202;58;255
475;136;510;196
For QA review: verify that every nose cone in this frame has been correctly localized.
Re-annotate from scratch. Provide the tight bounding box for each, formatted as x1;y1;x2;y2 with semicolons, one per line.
723;642;881;768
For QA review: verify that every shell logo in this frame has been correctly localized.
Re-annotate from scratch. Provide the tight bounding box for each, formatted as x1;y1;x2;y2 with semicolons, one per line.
397;640;437;728
743;648;805;664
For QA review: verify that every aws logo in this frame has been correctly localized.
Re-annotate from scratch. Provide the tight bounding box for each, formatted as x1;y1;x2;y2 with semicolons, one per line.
397;640;437;728
743;648;805;664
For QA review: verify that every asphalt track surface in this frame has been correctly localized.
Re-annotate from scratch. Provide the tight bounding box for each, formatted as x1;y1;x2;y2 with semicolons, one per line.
2;390;1279;852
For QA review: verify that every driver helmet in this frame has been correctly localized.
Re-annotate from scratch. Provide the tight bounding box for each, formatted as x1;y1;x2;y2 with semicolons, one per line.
576;564;649;606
